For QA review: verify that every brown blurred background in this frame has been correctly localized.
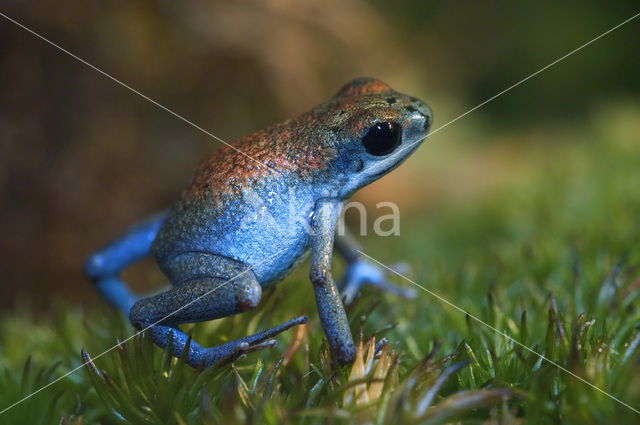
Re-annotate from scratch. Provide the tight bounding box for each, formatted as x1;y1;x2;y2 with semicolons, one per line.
1;0;639;311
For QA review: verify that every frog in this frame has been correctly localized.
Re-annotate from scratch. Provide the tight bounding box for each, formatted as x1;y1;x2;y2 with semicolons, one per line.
84;77;432;367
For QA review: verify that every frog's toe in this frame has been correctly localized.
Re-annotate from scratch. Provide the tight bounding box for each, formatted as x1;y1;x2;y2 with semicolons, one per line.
388;261;412;276
230;340;278;361
234;339;278;355
374;337;389;357
340;261;417;304
366;278;418;300
203;315;307;367
340;280;359;305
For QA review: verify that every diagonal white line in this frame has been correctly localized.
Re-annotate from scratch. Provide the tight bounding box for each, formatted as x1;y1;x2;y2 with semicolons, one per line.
357;250;640;415
0;11;281;176
0;247;287;415
398;10;640;155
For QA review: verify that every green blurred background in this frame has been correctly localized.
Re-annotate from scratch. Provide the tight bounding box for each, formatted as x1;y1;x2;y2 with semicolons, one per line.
0;0;638;312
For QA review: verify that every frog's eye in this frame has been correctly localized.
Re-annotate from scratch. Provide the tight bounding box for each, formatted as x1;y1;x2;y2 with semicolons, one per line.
362;121;401;156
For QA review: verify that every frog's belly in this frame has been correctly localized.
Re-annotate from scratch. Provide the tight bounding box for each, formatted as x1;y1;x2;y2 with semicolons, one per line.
156;188;316;287
208;216;313;286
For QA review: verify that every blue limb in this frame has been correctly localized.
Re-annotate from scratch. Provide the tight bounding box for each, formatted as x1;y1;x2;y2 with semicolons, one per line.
310;199;356;365
149;315;307;368
334;230;417;304
84;212;168;315
128;252;307;367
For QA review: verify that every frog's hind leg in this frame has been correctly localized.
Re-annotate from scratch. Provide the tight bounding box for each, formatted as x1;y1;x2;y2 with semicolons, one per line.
334;230;417;304
84;212;167;315
128;253;307;368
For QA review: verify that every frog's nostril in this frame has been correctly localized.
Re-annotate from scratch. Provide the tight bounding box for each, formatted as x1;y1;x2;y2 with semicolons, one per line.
411;111;431;131
422;115;432;131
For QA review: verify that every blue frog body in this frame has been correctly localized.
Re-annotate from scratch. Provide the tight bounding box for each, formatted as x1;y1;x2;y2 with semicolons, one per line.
153;179;316;288
85;77;432;367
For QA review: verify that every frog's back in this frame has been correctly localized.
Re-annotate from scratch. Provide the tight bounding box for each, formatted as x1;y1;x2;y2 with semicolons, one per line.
151;120;335;286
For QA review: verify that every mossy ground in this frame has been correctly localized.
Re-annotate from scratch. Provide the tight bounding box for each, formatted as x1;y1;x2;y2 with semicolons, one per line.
1;104;640;424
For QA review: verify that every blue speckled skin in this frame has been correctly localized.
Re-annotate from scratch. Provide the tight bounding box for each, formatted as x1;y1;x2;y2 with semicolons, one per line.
85;78;432;367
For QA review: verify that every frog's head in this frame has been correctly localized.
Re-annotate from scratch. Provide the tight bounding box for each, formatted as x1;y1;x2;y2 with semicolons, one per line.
320;77;432;197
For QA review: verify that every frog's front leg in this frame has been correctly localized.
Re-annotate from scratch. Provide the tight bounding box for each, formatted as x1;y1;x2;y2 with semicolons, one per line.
334;229;417;304
129;253;307;368
310;199;356;365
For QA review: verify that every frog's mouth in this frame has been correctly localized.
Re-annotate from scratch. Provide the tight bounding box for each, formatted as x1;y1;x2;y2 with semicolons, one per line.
368;136;424;177
362;159;402;182
370;166;393;178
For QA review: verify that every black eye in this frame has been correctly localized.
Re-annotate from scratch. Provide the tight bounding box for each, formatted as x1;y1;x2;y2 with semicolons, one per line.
362;121;401;156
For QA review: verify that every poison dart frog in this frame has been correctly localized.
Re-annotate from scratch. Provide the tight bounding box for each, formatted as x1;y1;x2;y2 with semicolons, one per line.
84;77;432;366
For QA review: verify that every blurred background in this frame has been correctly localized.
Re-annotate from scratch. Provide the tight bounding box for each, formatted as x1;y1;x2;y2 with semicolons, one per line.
0;0;639;312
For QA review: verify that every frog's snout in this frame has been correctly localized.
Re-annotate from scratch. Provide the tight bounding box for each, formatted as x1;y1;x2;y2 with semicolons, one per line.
416;106;433;132
412;111;431;133
420;112;432;131
403;100;432;135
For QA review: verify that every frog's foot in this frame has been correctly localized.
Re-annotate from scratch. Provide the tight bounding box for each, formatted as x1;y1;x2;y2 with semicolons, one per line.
340;260;417;304
202;315;308;367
